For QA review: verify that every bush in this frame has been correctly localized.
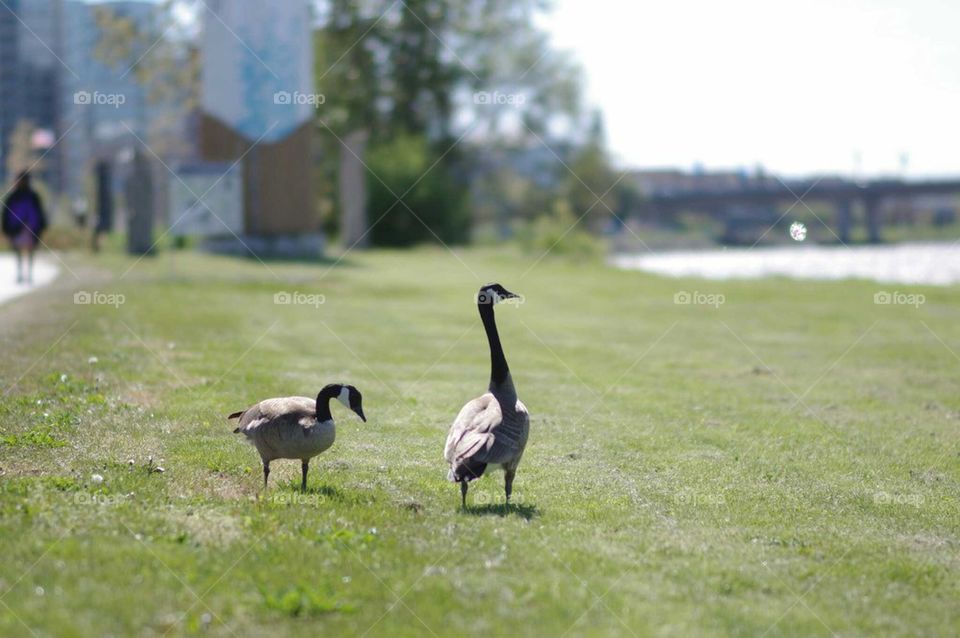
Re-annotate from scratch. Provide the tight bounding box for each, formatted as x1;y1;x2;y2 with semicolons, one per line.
34;224;92;251
366;135;469;247
518;200;604;260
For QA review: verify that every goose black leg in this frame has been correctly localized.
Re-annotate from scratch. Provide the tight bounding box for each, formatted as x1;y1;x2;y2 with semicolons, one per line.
460;481;468;509
301;459;309;492
504;469;515;503
263;461;270;489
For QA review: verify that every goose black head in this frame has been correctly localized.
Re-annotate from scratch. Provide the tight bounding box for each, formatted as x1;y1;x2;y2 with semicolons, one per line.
318;383;366;422
477;283;520;306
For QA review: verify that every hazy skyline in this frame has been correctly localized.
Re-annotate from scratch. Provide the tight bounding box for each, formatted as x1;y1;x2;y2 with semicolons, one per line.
542;0;960;177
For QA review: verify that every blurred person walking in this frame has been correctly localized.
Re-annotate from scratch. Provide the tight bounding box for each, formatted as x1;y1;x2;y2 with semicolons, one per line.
2;171;48;284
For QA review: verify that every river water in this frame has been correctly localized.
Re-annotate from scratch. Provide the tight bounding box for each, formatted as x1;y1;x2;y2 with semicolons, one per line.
612;242;960;286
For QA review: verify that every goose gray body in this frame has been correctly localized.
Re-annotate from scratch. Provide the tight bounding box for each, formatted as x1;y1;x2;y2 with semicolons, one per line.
233;396;336;462
445;283;529;507
228;384;365;491
444;385;529;481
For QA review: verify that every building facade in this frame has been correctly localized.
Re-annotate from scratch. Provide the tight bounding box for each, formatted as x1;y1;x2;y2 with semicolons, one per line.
0;0;65;191
60;0;157;200
2;0;167;204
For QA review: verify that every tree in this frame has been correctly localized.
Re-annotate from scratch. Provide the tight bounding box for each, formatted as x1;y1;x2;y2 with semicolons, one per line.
92;1;199;157
313;0;389;244
561;111;620;232
314;0;599;246
366;134;468;246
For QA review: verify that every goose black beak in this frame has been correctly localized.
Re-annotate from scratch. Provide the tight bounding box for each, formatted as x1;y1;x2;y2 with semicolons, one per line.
355;407;367;422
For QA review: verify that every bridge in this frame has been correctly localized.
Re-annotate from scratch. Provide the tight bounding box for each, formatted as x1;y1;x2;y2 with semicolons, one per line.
640;177;960;243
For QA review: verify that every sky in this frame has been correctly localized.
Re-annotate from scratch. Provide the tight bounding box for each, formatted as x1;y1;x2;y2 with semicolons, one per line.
89;0;959;179
539;0;960;178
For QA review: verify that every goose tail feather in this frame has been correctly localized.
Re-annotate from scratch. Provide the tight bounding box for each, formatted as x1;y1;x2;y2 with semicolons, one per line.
449;459;487;483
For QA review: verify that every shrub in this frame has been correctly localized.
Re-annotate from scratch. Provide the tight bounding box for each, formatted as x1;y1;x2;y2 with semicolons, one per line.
366;135;469;247
518;200;604;260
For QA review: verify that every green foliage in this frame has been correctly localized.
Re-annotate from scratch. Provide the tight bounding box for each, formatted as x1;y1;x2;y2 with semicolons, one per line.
260;584;354;617
559;111;622;233
518;200;604;260
29;223;92;252
91;2;198;156
312;526;379;550
0;373;102;449
367;135;469;246
0;427;68;449
314;0;584;143
313;0;604;244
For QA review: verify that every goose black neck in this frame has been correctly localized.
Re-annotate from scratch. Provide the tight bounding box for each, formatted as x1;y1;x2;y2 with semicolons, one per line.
315;391;334;422
479;301;510;389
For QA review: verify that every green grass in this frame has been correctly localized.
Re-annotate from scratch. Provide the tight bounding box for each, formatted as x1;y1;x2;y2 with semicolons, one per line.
0;245;958;637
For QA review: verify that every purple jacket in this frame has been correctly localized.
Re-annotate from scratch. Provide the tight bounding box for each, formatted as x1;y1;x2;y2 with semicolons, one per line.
2;188;47;238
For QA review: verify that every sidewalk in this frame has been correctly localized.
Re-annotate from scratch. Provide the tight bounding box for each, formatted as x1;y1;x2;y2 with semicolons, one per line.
0;253;59;306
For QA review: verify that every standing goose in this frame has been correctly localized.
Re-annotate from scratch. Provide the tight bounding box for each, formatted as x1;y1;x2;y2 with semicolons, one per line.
228;383;365;491
444;283;529;508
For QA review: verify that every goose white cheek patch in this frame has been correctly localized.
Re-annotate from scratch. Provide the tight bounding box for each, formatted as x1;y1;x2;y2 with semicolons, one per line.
337;386;350;406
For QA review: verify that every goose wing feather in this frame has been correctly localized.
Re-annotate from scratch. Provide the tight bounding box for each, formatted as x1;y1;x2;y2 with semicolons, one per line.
233;397;317;433
444;393;527;468
231;396;337;461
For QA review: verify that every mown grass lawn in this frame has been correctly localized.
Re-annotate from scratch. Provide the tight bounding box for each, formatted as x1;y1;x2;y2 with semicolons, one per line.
0;245;957;637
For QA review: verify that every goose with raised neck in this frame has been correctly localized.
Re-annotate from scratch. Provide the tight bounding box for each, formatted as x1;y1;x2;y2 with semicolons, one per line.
479;285;514;395
444;283;530;508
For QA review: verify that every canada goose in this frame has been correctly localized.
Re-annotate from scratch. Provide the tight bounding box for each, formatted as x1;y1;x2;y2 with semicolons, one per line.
228;383;366;491
444;283;529;508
